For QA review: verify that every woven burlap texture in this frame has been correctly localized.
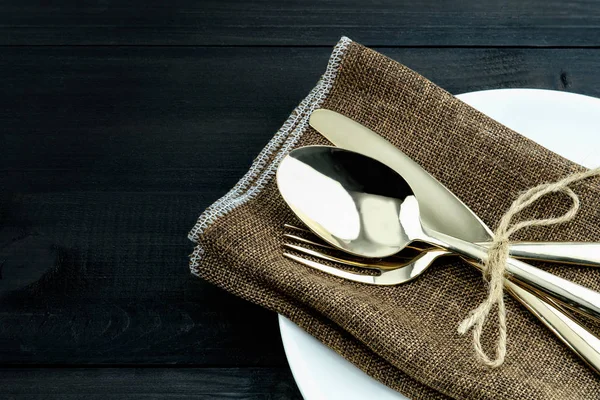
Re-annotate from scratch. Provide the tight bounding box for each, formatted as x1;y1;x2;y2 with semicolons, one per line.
189;38;600;399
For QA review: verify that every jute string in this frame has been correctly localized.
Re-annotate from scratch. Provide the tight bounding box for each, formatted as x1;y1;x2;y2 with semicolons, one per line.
457;167;600;368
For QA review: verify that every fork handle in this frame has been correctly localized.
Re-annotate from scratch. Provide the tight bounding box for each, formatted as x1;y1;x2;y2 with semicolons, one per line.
506;280;600;374
462;257;600;373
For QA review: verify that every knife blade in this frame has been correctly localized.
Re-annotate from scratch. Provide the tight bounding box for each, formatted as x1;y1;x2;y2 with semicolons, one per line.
309;109;492;243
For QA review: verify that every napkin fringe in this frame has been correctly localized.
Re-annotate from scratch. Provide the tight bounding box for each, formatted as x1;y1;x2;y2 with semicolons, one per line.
188;36;352;275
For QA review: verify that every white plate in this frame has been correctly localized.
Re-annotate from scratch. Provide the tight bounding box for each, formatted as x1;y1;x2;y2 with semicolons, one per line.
279;89;600;400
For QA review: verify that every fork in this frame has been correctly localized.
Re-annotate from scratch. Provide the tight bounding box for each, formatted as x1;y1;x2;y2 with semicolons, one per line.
282;226;600;373
283;224;424;271
284;224;600;320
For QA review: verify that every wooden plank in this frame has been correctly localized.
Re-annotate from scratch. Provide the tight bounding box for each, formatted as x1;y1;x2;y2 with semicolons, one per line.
0;192;289;365
2;46;599;364
1;0;600;46
0;367;302;399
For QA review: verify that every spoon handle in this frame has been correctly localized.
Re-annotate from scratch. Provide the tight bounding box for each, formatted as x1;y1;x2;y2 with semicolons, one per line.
504;257;600;320
429;230;600;321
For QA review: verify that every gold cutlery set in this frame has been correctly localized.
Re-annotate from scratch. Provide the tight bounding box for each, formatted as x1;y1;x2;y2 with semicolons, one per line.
275;109;600;373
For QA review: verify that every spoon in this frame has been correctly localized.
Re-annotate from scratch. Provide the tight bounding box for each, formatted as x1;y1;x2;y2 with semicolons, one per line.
309;108;600;268
276;145;600;319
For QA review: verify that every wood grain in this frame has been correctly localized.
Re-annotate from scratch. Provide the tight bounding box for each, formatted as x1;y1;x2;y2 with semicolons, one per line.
3;5;600;392
0;367;302;399
0;191;290;365
1;46;600;365
2;0;600;46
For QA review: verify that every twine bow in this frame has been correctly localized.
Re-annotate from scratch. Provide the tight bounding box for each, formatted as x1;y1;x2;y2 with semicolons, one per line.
457;167;600;367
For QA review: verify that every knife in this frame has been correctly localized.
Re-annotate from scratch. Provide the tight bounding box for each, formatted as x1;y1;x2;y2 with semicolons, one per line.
309;108;600;373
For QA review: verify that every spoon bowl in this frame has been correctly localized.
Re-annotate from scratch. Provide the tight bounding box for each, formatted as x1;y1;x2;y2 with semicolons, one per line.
276;145;416;258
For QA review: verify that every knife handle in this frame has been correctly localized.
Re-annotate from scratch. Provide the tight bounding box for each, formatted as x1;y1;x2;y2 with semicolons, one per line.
414;241;600;268
504;242;600;267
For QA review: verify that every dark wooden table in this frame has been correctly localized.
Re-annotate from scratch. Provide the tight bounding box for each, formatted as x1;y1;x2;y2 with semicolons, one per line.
2;1;600;398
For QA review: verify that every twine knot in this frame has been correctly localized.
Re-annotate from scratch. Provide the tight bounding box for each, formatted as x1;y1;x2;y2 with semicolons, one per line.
458;166;600;368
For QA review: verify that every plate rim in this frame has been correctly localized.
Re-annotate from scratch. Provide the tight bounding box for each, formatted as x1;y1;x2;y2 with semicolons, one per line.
278;87;600;400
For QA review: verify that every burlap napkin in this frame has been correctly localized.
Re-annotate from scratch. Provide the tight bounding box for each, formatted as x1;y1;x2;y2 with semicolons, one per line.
188;37;600;399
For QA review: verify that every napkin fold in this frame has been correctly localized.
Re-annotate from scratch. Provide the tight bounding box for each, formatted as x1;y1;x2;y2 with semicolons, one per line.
189;37;600;399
